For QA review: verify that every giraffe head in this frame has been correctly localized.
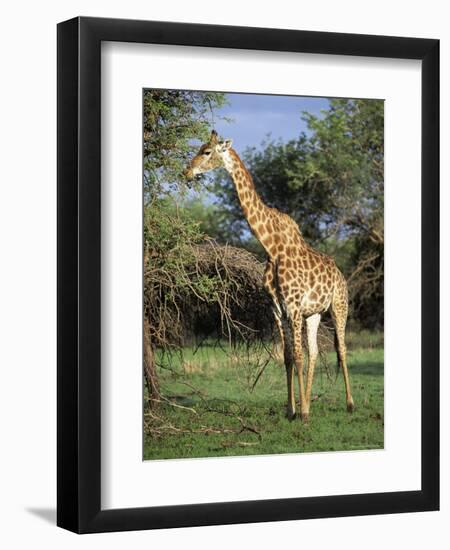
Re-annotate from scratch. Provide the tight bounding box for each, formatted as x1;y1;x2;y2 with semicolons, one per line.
184;130;233;179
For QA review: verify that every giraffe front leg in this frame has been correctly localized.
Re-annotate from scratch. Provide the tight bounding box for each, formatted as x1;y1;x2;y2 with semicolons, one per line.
274;306;284;351
291;316;308;422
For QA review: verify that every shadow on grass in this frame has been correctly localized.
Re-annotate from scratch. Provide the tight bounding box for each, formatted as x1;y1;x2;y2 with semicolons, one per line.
349;360;384;376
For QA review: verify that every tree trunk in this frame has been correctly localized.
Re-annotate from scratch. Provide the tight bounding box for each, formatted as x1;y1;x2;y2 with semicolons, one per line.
144;315;160;408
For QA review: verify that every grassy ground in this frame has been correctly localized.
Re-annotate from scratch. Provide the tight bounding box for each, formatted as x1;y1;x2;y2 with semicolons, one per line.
144;332;384;460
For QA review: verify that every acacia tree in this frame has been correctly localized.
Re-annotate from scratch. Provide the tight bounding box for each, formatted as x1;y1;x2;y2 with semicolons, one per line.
143;90;227;405
143;89;227;200
211;99;384;328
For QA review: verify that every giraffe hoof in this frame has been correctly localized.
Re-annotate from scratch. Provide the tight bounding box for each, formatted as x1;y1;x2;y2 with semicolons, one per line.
286;409;296;421
347;400;355;413
301;412;310;423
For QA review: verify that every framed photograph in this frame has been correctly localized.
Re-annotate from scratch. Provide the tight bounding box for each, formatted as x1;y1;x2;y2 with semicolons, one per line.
57;17;439;533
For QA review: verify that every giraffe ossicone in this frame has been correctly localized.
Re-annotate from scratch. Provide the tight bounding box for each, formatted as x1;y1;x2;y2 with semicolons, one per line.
185;130;354;421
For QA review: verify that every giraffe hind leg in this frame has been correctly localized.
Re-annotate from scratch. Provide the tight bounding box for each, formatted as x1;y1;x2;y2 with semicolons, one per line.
263;260;285;354
290;315;308;422
331;285;354;413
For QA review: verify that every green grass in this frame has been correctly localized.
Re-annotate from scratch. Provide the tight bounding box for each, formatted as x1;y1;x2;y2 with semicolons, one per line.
144;335;384;460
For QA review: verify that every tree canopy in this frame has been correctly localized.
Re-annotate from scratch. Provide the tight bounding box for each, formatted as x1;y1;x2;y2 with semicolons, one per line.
143;89;227;201
143;89;230;346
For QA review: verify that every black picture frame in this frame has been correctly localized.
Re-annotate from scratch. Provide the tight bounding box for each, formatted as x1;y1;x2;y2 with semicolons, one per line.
57;16;439;534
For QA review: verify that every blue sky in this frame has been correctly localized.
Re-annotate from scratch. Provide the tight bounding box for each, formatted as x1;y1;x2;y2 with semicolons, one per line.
210;93;330;153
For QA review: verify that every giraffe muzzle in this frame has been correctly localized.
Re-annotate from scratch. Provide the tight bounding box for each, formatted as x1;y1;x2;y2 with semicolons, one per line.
183;167;194;179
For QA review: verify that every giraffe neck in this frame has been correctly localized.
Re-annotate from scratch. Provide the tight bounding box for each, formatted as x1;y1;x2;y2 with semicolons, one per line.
222;149;270;243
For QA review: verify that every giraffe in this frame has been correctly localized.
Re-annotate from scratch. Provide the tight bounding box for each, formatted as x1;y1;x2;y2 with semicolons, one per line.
184;130;354;422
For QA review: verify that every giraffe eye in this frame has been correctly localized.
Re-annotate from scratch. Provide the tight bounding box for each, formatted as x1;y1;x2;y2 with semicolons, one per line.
203;150;212;156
